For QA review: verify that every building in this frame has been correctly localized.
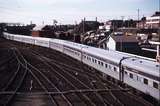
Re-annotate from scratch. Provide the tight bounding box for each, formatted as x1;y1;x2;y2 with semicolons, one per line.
137;12;160;29
149;30;160;61
99;20;138;32
146;12;160;28
136;29;159;45
31;25;55;37
99;21;111;31
32;25;45;37
136;17;146;29
98;33;140;54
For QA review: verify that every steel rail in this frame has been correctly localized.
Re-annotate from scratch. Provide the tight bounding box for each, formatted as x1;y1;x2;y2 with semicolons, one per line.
1;49;28;106
14;48;59;106
0;88;131;95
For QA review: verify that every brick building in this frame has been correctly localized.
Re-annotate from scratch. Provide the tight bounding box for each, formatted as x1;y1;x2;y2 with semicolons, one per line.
32;25;54;37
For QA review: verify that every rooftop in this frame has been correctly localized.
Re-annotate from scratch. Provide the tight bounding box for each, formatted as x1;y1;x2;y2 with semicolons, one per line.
152;11;160;17
111;35;138;43
33;25;46;31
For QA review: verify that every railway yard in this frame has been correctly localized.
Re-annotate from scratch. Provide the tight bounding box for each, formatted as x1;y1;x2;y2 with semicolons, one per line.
0;37;157;106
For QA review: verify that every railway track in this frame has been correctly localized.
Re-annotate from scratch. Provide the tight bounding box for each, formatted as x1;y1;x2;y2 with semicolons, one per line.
24;47;151;106
0;56;18;90
25;49;98;106
15;48;69;106
0;48;28;106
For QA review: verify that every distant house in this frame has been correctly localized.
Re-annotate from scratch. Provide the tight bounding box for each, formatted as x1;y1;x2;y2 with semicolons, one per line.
32;25;45;37
136;12;160;29
31;25;54;37
146;12;160;29
98;33;141;54
99;21;111;31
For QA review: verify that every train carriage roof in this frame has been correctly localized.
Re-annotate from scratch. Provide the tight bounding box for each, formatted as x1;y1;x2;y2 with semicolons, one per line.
82;46;159;78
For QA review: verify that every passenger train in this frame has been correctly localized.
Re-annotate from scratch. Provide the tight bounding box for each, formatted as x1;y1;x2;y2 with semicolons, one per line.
2;32;160;100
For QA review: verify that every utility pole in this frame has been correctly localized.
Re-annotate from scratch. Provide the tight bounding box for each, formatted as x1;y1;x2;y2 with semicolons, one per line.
142;15;145;29
75;21;77;25
128;17;130;28
158;0;160;62
83;17;86;34
121;16;124;27
30;21;32;25
159;0;160;30
121;16;124;52
159;0;160;13
137;9;140;29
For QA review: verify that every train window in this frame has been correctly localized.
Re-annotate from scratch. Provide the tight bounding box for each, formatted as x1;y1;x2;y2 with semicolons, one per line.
143;78;148;85
124;71;127;74
100;62;103;66
109;65;111;69
105;64;108;68
114;67;117;71
92;58;94;62
95;59;97;63
98;61;100;65
129;73;133;79
153;82;158;89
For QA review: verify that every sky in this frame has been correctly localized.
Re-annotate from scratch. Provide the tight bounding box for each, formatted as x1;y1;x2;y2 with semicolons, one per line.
0;0;159;25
